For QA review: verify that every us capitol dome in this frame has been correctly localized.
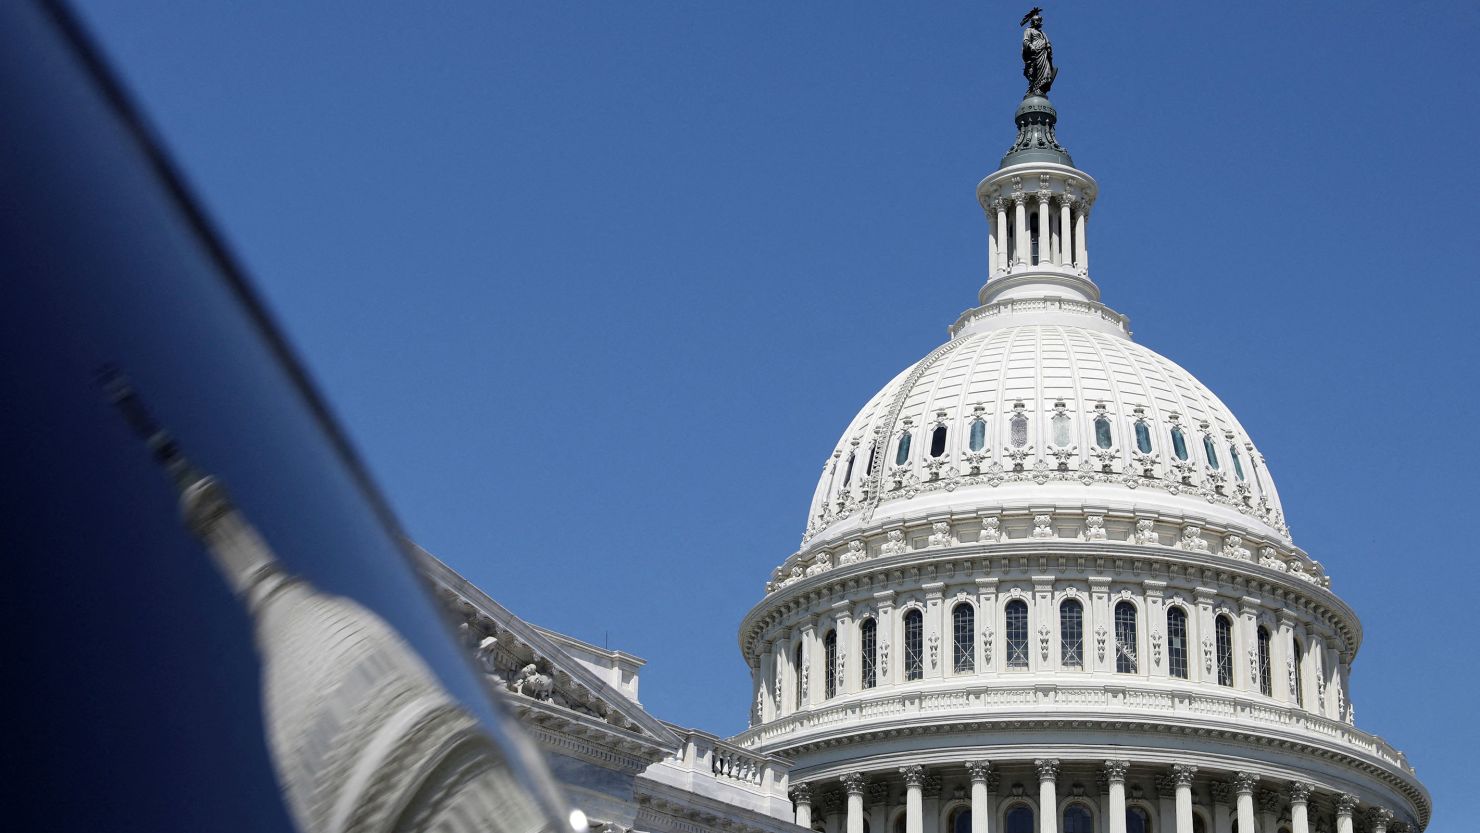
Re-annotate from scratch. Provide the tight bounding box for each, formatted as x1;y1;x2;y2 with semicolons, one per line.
733;17;1429;833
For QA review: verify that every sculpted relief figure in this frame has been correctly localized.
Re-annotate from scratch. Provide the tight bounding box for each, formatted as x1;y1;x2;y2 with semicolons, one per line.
1021;7;1057;97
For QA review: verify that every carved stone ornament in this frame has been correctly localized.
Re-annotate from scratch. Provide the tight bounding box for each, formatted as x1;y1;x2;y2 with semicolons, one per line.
841;772;867;796
966;761;993;782
1202;636;1214;674
879;642;890;677
1210;782;1232;805
1334;794;1358;815
800;661;810;703
881;529;908;556
929;521;954;548
1367;808;1394;830
1102;759;1130;784
1133;519;1159;545
1031;513;1055;539
1179;525;1209;552
511;662;554;701
981;628;994;665
981;516;1003;543
1150;630;1163;666
1224;534;1251;561
1258;789;1282;814
789;782;813;806
928;633;941;669
1095;624;1108;662
841;539;867;565
1171;764;1197;787
922;776;943;799
1083;514;1107;541
1038;624;1052;660
901;765;927;788
867;783;890;806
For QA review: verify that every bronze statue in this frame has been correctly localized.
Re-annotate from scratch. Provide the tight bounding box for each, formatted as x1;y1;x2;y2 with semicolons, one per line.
1020;7;1057;97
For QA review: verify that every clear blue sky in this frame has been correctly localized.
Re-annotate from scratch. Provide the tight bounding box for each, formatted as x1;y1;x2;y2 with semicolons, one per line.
71;2;1478;827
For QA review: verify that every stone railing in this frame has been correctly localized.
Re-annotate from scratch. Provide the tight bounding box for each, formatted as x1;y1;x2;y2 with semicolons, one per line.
644;724;794;821
732;683;1414;778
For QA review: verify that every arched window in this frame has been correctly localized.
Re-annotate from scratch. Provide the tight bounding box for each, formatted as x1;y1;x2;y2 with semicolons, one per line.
903;608;924;681
1005;599;1029;669
823;630;837;699
1063;805;1093;833
860;618;878;689
1094;415;1113;449
1193;815;1207;833
1126;807;1152;833
1005;805;1034;833
1115;601;1138;673
930;424;948;458
1134;420;1153;453
1203;435;1220;469
1060;599;1084;668
1215;615;1234;687
865;442;877;476
1230;444;1246;481
842;452;856;488
1010;411;1029;447
793;643;804;707
969;418;987;452
1170;426;1189;460
1257;626;1273;696
952;603;975;673
892;812;906;833
895;431;912;466
1051;411;1072;447
1293;639;1305;707
1167;607;1189;679
950;808;972;833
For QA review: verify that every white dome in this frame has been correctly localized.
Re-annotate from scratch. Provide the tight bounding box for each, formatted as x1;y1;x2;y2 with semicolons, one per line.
803;313;1289;548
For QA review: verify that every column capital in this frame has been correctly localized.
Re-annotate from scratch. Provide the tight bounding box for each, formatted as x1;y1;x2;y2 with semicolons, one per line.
1288;781;1314;804
1035;758;1060;783
990;198;1006;213
1171;764;1197;787
842;772;868;796
1036;189;1054;204
1334;794;1358;816
1367;807;1394;828
965;761;993;783
790;782;814;805
1058;193;1077;208
901;765;926;788
1103;759;1130;784
1232;771;1259;796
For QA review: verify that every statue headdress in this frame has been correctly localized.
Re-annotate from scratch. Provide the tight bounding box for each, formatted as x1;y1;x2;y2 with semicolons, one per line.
1020;7;1043;27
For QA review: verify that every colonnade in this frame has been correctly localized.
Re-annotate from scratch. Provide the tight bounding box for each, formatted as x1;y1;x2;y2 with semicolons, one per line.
986;193;1088;278
788;760;1405;833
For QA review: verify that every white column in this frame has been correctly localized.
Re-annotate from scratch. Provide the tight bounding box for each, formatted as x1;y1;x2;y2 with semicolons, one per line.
967;762;993;833
1073;202;1089;273
1035;192;1051;266
1233;773;1258;833
903;766;925;833
987;200;1001;278
1335;794;1357;833
1058;197;1073;266
1172;765;1196;833
1105;760;1129;833
1036;759;1059;833
1288;782;1312;833
995;200;1010;274
793;783;814;829
844;773;867;833
1014;197;1028;267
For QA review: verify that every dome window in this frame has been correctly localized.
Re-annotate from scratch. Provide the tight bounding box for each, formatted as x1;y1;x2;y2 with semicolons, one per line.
1167;607;1188;679
895;431;912;466
1114;601;1138;674
1257;626;1273;696
1203;434;1220;469
1051;410;1072;447
903;609;924;681
859;618;877;689
1170;426;1189;461
929;424;948;458
1005;599;1029;669
1230;444;1246;481
865;442;877;476
969;418;987;452
823;630;837;699
793;643;804;708
1010;414;1028;448
842;452;855;488
1215;615;1234;687
1094;415;1113;449
952;603;975;673
1293;639;1305;708
1134;421;1152;453
1060;599;1083;668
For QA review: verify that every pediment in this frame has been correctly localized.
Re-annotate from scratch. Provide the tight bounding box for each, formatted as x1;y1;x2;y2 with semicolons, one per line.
416;547;680;750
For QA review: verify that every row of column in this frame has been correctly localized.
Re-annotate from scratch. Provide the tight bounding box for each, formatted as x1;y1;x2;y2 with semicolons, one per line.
754;581;1350;725
789;761;1405;833
986;193;1088;278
